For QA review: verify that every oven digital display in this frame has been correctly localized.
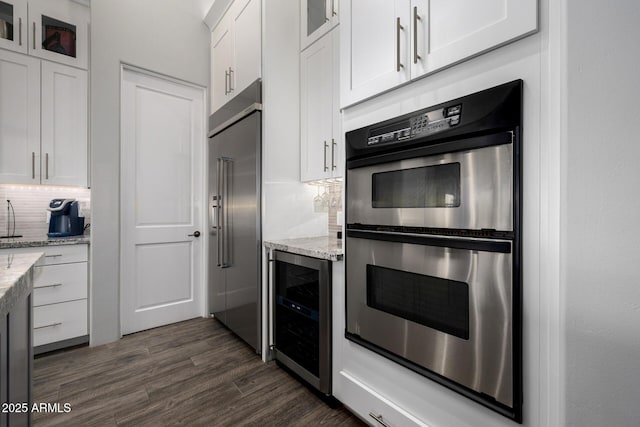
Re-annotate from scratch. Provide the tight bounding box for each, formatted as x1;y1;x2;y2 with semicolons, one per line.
371;163;461;208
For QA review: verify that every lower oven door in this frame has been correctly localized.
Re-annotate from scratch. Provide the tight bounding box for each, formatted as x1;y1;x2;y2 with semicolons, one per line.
346;230;515;409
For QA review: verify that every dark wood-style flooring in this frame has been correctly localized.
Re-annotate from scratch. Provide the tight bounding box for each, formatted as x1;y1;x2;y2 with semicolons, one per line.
33;318;365;426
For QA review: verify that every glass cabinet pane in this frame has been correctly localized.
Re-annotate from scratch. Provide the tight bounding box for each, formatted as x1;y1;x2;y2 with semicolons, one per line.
0;1;14;42
41;15;76;58
307;0;326;37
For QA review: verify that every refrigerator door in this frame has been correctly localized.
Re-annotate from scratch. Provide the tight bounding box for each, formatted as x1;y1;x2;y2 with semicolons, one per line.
208;111;261;352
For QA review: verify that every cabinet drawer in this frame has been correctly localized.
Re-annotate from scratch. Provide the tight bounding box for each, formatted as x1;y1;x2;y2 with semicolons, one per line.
37;244;88;265
33;262;87;306
339;371;428;427
33;299;87;347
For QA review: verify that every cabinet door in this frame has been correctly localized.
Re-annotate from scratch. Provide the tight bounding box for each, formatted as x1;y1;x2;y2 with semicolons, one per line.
231;0;261;96
301;0;339;51
301;31;333;182
211;17;233;113
41;61;87;186
28;0;89;69
340;0;410;107
0;0;27;54
0;50;40;185
410;0;537;78
330;27;342;178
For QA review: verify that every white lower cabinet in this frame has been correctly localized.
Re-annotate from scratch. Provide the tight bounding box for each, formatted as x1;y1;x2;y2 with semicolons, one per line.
32;244;88;352
339;371;429;427
33;299;87;347
1;244;89;353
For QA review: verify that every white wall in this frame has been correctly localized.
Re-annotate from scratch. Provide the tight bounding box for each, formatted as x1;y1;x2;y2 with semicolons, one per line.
563;1;640;426
90;0;210;345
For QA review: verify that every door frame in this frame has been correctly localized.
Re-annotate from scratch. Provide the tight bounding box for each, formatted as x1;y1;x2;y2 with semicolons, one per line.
119;63;208;336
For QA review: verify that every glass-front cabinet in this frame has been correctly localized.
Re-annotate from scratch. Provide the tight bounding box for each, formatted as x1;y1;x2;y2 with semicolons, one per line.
0;0;27;54
29;0;89;69
300;0;339;51
0;0;88;69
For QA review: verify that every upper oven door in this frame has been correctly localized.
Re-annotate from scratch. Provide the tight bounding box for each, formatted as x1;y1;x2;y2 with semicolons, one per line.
347;139;513;232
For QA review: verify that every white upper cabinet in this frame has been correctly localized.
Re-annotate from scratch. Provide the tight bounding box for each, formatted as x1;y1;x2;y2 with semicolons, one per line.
211;14;233;113
0;0;28;54
0;0;89;69
41;60;87;186
301;28;341;182
0;50;87;186
340;0;409;107
28;0;90;69
341;0;538;107
232;0;261;95
0;49;40;184
210;0;261;113
301;0;339;51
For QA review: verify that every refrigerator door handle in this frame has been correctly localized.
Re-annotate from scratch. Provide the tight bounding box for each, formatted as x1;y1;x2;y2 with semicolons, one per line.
222;157;233;268
216;157;222;267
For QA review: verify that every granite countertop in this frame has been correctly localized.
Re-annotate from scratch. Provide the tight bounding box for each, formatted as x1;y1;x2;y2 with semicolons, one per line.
0;252;43;317
0;235;90;249
264;236;343;261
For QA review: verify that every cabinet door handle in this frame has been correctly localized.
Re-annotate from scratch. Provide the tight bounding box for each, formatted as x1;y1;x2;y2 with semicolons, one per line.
413;6;421;64
32;21;36;50
18;18;22;46
323;141;329;172
45;152;49;179
325;0;329;22
224;70;229;95
396;17;404;72
31;152;35;179
34;322;62;330
369;413;392;427
331;0;337;17
228;67;234;92
331;139;336;171
34;283;63;289
44;254;63;258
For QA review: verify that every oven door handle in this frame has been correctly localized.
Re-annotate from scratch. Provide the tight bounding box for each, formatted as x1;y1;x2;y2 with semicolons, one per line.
346;229;512;253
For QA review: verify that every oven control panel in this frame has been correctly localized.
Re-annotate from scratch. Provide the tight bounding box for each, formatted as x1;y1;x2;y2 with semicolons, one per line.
367;104;462;146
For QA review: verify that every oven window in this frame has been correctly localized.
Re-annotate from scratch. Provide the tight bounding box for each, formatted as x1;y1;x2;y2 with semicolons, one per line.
366;264;469;339
372;163;461;208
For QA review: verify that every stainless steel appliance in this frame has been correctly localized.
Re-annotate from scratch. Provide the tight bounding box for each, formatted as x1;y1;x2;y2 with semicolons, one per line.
208;80;262;353
345;80;523;422
271;250;332;395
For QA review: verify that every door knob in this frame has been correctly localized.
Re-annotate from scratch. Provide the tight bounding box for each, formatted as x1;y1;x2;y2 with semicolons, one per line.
188;231;201;237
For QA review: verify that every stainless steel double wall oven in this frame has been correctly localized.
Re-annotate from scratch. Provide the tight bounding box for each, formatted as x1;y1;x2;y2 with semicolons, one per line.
345;81;523;422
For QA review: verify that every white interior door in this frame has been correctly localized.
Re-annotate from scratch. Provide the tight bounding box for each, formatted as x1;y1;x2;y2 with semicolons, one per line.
121;67;205;335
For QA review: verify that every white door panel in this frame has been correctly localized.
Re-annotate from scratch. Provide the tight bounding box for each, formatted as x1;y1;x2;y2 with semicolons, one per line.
41;61;88;186
121;67;205;335
232;0;261;95
0;50;40;184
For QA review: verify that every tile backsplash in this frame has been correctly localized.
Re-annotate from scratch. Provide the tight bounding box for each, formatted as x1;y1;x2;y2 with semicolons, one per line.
0;185;91;239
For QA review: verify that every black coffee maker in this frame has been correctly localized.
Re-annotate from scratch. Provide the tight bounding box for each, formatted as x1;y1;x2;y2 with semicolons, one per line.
47;199;85;238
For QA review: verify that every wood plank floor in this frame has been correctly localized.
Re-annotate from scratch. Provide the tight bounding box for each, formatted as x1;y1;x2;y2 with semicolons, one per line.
33;318;366;426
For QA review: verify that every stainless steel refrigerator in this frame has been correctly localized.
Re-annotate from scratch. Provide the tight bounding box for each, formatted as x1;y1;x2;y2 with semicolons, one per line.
208;80;261;353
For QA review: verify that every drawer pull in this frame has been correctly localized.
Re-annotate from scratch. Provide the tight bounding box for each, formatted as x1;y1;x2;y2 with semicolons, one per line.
34;322;62;330
34;283;63;289
369;412;392;427
45;254;63;258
